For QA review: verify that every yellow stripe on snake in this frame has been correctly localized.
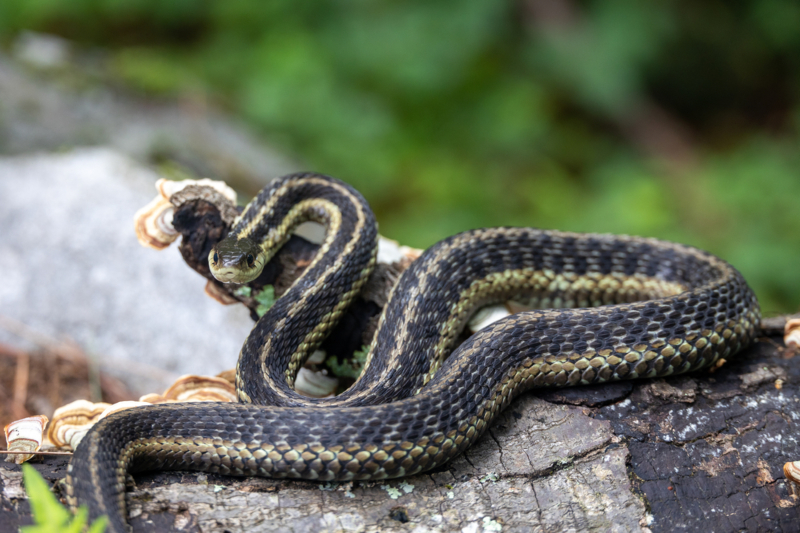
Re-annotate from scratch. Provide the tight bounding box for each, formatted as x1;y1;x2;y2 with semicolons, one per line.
66;173;760;532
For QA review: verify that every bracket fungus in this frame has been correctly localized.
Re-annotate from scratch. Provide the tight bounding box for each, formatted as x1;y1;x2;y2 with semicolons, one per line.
134;177;237;250
786;461;800;497
4;415;49;464
46;374;238;451
295;367;339;398
138;374;237;403
784;318;800;356
47;400;109;449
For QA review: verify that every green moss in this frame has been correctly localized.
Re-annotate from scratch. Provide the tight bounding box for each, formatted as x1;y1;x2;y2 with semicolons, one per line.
326;345;369;380
254;286;276;318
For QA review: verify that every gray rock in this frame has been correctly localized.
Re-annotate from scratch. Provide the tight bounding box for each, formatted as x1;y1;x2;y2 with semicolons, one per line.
0;148;254;394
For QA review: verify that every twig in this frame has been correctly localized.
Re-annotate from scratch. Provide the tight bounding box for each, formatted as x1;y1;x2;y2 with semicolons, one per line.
11;347;29;421
87;351;103;403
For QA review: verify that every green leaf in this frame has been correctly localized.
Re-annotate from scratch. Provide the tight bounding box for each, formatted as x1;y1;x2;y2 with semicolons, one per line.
61;507;87;533
326;345;369;380
87;516;109;533
254;285;276;317
233;286;252;298
20;464;108;533
22;464;70;527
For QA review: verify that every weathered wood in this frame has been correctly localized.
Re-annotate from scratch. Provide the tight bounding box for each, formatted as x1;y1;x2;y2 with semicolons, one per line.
2;332;798;532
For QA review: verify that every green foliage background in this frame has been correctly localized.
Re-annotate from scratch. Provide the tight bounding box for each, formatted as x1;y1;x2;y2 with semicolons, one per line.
1;0;799;314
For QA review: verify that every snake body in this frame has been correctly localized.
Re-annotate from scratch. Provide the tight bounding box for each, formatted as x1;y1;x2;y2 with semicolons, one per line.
66;173;760;532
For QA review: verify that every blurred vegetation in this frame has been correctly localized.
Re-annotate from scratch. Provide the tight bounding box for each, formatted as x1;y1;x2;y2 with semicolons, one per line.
21;464;107;533
1;0;799;314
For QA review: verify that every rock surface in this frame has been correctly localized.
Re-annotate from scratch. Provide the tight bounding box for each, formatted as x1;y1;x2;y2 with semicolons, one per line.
0;149;255;394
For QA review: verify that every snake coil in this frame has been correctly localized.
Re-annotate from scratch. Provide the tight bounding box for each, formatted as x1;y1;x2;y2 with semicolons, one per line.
66;173;760;532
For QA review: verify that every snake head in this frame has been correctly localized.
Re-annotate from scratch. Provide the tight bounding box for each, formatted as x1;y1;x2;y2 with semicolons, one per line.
208;236;266;283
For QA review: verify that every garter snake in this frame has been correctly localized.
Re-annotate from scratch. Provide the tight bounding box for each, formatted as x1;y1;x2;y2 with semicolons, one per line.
66;173;760;532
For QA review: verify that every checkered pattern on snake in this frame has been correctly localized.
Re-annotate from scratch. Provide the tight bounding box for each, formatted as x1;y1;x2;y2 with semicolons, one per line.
66;173;760;532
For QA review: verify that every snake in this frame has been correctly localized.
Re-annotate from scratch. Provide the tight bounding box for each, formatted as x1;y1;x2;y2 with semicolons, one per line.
66;173;760;532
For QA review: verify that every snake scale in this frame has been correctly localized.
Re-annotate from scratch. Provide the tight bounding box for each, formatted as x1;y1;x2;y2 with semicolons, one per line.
66;173;760;532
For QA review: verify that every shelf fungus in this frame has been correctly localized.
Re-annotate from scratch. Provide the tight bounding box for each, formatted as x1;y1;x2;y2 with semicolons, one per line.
377;235;423;266
40;367;340;453
48;400;149;449
784;318;800;357
468;301;535;334
468;305;512;334
204;280;240;305
295;367;339;398
139;374;237;403
4;415;49;464
134;177;237;250
786;461;800;495
47;375;238;451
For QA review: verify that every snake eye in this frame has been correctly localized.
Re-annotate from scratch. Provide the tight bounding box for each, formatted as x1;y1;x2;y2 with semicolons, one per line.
213;252;219;264
246;254;255;268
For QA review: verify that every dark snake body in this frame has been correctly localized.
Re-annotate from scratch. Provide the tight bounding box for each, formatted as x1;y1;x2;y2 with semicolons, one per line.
66;174;760;532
